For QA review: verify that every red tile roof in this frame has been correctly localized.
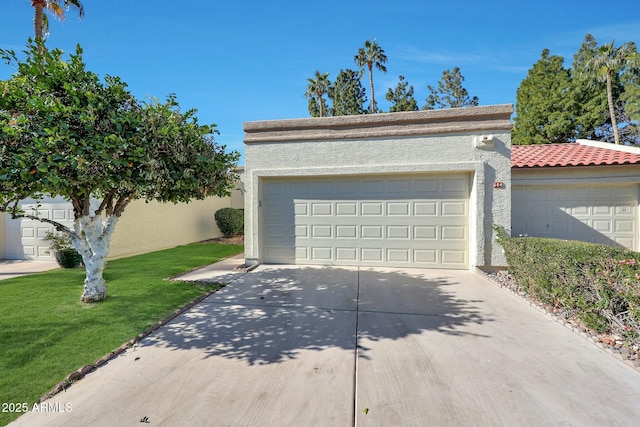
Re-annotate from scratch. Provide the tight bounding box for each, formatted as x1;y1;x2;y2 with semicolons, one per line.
511;142;640;168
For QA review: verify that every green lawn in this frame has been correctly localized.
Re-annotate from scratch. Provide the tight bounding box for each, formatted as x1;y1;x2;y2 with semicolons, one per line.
0;242;242;426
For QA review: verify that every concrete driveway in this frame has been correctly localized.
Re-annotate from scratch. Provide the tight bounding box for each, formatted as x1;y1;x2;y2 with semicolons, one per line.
11;265;640;426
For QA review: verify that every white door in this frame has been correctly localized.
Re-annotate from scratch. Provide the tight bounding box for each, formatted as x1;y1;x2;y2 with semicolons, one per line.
262;174;470;269
512;185;638;251
4;198;75;260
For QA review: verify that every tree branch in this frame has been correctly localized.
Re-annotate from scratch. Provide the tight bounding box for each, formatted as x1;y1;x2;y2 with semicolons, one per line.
113;191;134;217
97;189;117;216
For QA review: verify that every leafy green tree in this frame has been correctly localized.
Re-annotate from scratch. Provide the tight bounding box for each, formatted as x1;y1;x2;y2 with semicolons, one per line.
328;68;367;116
304;70;331;117
355;39;387;113
583;39;637;144
0;41;239;302
570;34;610;140
621;73;640;123
31;0;85;39
513;49;575;145
385;75;418;112
619;44;640;133
423;67;479;110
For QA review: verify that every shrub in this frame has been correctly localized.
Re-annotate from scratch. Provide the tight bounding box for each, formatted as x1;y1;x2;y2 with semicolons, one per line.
214;208;244;237
495;227;640;343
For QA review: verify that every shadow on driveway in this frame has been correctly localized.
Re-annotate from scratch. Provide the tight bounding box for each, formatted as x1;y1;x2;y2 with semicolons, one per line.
140;265;492;365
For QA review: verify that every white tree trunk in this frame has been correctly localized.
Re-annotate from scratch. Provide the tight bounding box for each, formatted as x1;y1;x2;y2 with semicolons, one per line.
71;214;119;303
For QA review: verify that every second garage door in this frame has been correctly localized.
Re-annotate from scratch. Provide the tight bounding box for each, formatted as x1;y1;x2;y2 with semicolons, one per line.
512;184;638;250
262;174;470;269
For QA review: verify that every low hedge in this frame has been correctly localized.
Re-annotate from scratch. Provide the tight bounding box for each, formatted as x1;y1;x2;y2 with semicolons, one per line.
214;208;244;237
496;228;640;343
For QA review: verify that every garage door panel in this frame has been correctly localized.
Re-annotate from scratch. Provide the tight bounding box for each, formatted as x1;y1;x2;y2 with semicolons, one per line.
263;174;469;269
615;219;634;233
442;176;468;192
311;203;332;216
615;206;635;216
415;178;438;192
615;236;636;248
388;179;411;193
311;225;332;238
294;204;308;215
592;220;612;233
336;225;357;238
570;205;589;216
414;249;437;264
387;249;410;262
442;250;467;265
593;205;613;216
361;203;383;216
442;226;467;240
414;225;437;240
361;226;383;239
336;203;357;216
362;180;385;193
387;202;410;216
414;201;437;216
441;201;466;216
336;247;357;261
387;226;410;239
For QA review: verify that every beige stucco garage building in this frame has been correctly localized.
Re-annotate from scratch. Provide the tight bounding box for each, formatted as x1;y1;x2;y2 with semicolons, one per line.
243;105;513;270
512;140;640;251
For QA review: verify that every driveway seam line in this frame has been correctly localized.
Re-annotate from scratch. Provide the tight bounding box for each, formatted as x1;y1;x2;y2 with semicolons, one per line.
352;266;361;427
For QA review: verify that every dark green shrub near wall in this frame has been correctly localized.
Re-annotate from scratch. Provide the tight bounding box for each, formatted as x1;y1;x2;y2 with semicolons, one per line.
214;208;244;237
495;227;640;342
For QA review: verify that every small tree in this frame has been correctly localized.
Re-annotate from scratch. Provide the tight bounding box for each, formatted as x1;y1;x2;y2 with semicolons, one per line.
0;41;239;302
328;68;367;116
423;67;478;110
385;75;418;112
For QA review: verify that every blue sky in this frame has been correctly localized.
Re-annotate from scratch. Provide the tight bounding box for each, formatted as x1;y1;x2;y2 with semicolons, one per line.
1;1;639;163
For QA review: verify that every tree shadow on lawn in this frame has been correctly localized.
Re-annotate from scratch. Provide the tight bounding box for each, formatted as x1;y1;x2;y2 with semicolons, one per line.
140;265;493;365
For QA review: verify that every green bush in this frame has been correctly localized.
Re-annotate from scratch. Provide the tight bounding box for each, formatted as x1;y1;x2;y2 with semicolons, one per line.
495;227;640;341
214;208;244;237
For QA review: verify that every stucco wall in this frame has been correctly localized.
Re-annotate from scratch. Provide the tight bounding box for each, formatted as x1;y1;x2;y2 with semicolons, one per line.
244;105;513;268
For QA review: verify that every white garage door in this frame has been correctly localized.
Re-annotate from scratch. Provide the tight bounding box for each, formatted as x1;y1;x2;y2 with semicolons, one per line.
262;174;470;269
512;185;638;251
4;198;75;260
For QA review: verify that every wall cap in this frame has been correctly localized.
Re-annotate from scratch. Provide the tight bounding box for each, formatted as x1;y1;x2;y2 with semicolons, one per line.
244;104;514;143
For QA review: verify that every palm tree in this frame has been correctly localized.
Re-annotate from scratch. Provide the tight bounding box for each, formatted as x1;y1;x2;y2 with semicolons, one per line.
31;0;85;39
304;70;331;117
584;40;635;144
355;39;387;113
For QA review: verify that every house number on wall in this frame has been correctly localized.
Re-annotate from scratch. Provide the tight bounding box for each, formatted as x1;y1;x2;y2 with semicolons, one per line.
493;181;505;189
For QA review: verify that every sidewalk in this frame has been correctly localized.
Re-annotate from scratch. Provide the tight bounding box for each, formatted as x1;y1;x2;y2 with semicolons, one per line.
172;253;248;284
0;260;59;280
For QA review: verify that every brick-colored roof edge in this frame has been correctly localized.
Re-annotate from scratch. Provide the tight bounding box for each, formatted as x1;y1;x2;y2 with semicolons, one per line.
512;141;640;168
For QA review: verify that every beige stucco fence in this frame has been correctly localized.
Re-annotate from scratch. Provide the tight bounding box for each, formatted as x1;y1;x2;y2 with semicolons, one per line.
109;184;243;259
